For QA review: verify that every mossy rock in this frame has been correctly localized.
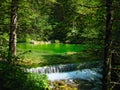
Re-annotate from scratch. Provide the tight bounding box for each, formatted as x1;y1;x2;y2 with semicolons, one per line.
54;80;66;86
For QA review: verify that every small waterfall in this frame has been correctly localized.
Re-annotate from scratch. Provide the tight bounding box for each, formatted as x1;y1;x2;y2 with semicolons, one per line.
27;64;78;74
26;62;102;90
27;61;102;74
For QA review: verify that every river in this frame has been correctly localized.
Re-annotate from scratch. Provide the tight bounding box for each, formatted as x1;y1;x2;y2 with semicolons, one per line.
27;62;103;90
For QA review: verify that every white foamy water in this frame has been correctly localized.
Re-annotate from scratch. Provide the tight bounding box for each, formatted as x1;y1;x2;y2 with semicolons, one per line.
46;69;102;81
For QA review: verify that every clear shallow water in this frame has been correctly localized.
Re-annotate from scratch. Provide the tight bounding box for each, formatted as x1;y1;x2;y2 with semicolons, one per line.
46;68;102;81
27;64;102;82
46;68;102;90
27;67;102;90
27;63;103;90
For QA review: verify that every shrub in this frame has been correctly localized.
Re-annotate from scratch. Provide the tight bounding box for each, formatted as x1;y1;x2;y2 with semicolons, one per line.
0;50;49;90
24;73;49;90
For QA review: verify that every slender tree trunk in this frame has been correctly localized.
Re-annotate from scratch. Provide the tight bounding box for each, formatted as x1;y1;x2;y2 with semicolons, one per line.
103;0;113;90
9;0;18;56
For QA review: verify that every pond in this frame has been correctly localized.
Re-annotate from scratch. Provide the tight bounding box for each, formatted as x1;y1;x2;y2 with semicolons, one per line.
17;43;101;67
17;43;87;55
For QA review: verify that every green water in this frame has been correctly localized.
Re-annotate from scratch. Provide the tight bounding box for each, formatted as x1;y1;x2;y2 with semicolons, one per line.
17;43;86;55
17;43;102;67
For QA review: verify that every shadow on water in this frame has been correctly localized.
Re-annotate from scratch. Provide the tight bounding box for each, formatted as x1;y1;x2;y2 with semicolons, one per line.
17;43;103;67
36;49;103;67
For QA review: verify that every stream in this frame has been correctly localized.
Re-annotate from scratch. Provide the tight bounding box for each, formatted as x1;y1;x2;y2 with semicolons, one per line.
27;62;103;90
46;68;102;81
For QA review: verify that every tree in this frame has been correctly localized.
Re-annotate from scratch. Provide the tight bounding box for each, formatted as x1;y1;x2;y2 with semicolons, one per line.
103;0;113;90
9;0;18;56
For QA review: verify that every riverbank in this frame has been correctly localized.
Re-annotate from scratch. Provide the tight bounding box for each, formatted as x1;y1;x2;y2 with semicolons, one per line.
49;79;94;90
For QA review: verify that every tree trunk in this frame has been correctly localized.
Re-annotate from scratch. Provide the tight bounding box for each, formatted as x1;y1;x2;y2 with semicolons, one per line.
9;0;18;56
103;0;113;90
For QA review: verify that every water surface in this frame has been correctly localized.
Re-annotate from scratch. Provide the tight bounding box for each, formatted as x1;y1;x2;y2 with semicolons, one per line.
17;43;86;55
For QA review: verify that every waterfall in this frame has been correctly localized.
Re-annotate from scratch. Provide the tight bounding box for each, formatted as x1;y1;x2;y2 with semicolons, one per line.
26;62;102;90
27;61;102;74
27;64;78;74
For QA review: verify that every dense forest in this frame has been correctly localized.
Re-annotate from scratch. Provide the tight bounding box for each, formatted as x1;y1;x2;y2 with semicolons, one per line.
0;0;120;90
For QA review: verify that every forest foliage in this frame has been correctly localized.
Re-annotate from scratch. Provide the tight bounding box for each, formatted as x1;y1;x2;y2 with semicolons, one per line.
0;0;106;44
0;0;120;90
